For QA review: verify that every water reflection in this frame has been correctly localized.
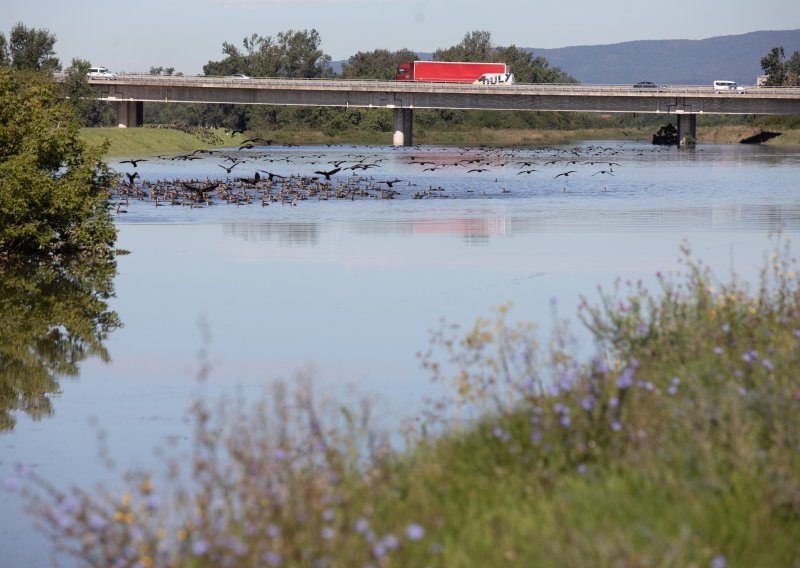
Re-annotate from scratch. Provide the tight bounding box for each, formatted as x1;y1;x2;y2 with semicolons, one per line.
0;257;121;430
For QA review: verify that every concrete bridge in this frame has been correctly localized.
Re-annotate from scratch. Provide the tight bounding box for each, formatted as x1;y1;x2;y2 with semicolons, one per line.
83;74;800;146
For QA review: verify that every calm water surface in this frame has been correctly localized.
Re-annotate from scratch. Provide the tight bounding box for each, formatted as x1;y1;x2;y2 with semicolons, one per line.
2;141;799;566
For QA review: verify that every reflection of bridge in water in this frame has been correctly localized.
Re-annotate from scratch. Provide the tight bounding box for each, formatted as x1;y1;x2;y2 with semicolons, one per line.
73;74;800;146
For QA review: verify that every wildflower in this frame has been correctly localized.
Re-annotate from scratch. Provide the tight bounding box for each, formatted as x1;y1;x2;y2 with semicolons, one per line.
553;402;569;415
761;358;774;372
559;415;571;428
611;421;622;432
722;323;731;333
609;396;619;408
530;430;542;444
617;367;635;389
577;464;587;475
742;350;758;363
581;395;594;411
667;384;678;396
191;540;209;556
406;523;425;541
3;477;20;493
266;524;281;539
146;495;161;511
713;346;723;355
372;543;386;559
322;508;336;522
262;551;283;566
711;555;727;568
382;534;400;550
355;518;370;533
637;323;648;335
492;425;504;438
321;527;336;541
88;513;106;531
272;448;287;461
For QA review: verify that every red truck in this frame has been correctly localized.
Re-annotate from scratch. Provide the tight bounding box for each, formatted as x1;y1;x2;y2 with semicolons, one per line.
396;61;514;84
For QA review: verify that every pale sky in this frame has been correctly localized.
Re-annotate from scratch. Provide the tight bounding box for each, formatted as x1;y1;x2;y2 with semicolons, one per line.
4;0;799;75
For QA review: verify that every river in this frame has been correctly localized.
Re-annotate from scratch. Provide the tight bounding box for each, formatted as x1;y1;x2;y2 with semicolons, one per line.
1;140;799;566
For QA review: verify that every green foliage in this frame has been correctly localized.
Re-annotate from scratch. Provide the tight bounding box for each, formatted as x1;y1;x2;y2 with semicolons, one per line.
435;30;575;84
340;48;419;80
760;45;800;86
62;58;115;127
0;68;116;256
203;29;331;79
2;22;60;72
19;241;800;566
0;255;120;430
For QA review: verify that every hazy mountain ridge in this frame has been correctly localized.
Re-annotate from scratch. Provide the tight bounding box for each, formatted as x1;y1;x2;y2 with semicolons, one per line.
330;30;800;85
523;29;800;85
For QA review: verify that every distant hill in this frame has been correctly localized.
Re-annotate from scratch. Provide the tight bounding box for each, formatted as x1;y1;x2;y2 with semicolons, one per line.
330;30;800;86
523;30;800;85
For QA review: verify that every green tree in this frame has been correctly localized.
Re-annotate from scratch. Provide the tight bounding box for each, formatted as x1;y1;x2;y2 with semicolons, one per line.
0;68;116;256
0;33;9;67
203;29;331;79
760;46;786;86
6;22;60;72
435;30;494;62
785;51;800;86
0;255;120;430
340;48;419;80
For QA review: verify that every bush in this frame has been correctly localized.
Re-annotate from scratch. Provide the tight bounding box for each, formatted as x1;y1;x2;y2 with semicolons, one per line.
0;68;116;257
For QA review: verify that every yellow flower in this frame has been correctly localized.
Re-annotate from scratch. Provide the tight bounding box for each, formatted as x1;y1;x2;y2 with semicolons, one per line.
121;493;132;508
139;556;153;567
141;479;153;495
177;529;187;541
114;511;124;522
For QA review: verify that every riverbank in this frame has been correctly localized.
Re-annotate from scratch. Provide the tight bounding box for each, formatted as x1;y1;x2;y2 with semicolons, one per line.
82;124;800;157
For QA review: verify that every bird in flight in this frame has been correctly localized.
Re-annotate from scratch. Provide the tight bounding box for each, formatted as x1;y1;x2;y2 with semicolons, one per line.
314;167;341;180
219;163;240;174
592;170;614;176
554;171;577;179
120;159;147;167
377;179;404;188
125;171;139;184
257;170;286;181
517;169;539;175
467;168;490;173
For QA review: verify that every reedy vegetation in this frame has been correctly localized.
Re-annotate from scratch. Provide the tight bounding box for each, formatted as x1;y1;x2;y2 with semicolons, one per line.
14;241;800;566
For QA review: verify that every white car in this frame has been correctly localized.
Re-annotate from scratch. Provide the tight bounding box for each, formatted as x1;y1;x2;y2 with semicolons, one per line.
713;80;744;93
87;66;116;79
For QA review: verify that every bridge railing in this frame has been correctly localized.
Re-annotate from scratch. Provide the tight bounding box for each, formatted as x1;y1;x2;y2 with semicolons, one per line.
55;73;800;96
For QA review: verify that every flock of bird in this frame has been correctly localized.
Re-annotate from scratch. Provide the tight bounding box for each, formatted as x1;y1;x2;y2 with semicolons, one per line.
109;140;674;213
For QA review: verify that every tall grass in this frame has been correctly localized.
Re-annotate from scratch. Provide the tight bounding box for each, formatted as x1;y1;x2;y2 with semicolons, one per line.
11;240;800;566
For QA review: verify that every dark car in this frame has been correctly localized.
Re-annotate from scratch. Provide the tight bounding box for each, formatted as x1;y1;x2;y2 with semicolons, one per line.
633;81;658;90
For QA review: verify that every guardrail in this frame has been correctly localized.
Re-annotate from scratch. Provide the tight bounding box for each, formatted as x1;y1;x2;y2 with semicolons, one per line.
54;73;800;97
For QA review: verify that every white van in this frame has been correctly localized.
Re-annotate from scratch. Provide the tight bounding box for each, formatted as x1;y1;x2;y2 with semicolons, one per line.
87;66;116;79
713;80;743;93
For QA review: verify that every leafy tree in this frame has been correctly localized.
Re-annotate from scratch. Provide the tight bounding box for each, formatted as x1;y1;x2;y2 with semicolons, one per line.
0;68;116;257
203;29;331;79
0;255;120;430
150;66;178;76
760;46;786;86
5;22;60;72
340;48;419;80
785;51;800;86
435;30;494;62
434;30;574;84
0;33;9;67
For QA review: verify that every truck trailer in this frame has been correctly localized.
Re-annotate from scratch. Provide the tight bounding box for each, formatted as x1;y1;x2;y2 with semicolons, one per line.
396;61;514;84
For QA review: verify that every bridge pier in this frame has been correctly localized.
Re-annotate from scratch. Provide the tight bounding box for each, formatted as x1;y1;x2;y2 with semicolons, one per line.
392;108;413;147
677;113;697;143
117;101;143;128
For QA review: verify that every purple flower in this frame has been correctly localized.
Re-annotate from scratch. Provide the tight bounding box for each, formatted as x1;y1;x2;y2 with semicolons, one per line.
577;463;587;475
322;508;336;522
88;513;106;531
406;523;425;541
3;477;20;493
742;350;758;363
637;323;648;335
266;524;281;539
609;396;619;408
492;426;503;438
382;534;400;550
711;555;727;568
262;551;283;566
355;518;370;534
530;430;542;444
611;421;622;432
761;358;774;372
617;367;635;389
321;527;336;541
722;323;731;333
372;543;386;559
553;402;569;415
559;415;571;428
191;540;209;556
272;448;287;461
594;359;609;374
146;495;161;511
581;396;594;412
713;346;723;355
667;385;678;396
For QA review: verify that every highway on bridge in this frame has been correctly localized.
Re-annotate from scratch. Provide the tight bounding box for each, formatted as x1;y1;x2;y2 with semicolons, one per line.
78;74;800;145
